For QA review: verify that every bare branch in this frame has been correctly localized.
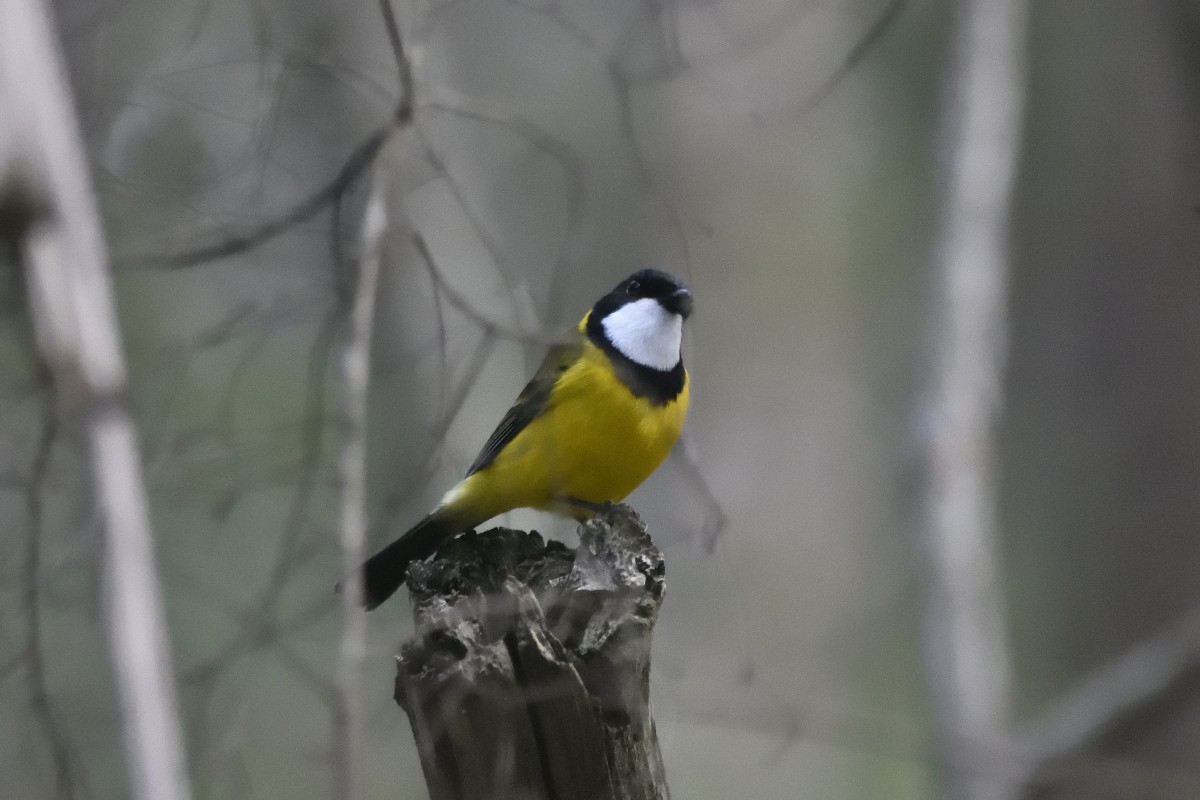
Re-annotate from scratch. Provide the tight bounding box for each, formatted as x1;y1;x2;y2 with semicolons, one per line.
413;233;571;347
332;132;393;800
792;0;907;117
413;125;528;304
419;90;586;231
0;1;193;799
111;0;419;275
23;381;82;800
1016;604;1200;788
331;8;421;787
115;128;390;271
916;0;1029;798
376;0;413;120
175;313;339;689
413;92;588;327
371;334;497;539
670;433;728;554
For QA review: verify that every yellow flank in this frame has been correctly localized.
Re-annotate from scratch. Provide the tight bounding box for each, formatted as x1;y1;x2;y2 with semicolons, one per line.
445;325;689;525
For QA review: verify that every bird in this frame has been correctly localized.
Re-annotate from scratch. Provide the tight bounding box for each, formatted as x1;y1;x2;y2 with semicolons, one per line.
359;268;693;609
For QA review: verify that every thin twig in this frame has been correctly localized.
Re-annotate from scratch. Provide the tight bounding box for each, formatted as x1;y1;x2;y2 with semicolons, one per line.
112;0;414;274
670;433;728;554
376;0;413;120
420;92;586;230
24;381;81;800
370;334;497;540
416;91;589;324
792;0;908;117
413;233;570;347
412;126;526;307
116;128;390;270
177;311;338;689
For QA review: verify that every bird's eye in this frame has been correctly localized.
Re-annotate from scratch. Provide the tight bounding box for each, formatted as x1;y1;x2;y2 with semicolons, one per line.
626;280;641;294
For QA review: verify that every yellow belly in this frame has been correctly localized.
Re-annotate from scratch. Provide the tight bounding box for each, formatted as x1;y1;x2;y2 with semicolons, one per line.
451;341;689;522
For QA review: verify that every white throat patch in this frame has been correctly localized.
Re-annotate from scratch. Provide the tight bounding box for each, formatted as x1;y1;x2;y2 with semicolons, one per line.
600;298;683;371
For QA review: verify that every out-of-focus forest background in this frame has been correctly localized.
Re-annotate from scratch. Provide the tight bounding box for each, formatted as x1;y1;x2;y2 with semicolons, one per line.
2;0;1200;798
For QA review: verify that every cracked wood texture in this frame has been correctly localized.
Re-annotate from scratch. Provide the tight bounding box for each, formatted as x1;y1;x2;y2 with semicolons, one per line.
393;504;670;800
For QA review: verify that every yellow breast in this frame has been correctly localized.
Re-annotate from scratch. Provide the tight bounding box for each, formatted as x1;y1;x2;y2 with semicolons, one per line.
457;339;689;521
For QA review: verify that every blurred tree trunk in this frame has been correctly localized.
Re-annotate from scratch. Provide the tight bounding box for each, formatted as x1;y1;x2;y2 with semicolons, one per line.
917;0;1028;798
0;1;191;799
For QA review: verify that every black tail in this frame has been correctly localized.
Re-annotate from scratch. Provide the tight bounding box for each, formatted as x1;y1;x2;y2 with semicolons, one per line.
360;513;462;610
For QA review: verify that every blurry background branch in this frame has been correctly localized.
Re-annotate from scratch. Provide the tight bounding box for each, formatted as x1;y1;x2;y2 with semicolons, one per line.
334;122;431;800
330;10;416;797
0;1;192;800
331;127;389;800
19;378;77;799
917;0;1028;798
1015;603;1200;793
115;129;391;271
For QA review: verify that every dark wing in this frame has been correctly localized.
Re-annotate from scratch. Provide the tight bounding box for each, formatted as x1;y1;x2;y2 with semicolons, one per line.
464;340;581;477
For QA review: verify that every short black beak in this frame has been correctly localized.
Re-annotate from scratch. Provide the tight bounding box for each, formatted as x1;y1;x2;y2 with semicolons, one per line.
662;288;694;319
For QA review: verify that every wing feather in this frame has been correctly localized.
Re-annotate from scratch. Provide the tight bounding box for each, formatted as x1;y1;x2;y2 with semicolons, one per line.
464;340;580;477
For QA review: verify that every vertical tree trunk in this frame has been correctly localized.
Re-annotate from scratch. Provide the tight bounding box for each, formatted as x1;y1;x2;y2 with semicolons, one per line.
0;2;192;799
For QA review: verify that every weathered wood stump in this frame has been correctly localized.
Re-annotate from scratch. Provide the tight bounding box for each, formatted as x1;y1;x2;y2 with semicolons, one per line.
394;503;670;800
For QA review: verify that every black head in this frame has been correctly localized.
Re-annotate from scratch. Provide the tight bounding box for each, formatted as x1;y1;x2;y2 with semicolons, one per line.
584;269;691;404
596;269;694;320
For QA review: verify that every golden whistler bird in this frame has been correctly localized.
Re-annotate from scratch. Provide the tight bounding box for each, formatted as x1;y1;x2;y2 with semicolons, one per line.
360;269;693;609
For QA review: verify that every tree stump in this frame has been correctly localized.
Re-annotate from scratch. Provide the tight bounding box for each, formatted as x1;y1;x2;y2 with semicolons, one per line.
393;503;670;800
